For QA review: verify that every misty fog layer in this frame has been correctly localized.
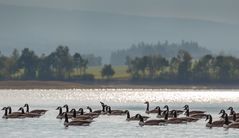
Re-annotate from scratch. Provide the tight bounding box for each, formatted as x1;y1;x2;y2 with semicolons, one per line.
0;3;239;63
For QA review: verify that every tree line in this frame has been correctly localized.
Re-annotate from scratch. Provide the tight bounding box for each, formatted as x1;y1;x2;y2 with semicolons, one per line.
126;50;239;83
0;46;108;81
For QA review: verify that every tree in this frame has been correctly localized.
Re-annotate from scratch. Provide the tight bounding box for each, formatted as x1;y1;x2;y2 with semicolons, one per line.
101;64;115;79
49;46;73;80
17;48;39;79
177;50;192;82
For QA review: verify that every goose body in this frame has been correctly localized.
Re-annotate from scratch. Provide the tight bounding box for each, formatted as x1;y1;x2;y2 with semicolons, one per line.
164;110;187;124
107;106;127;115
7;107;23;116
18;107;41;118
24;104;47;115
87;106;102;114
138;114;166;126
177;109;199;122
64;113;92;127
184;105;206;114
205;114;225;128
2;107;25;119
184;108;207;119
223;113;239;128
70;109;94;121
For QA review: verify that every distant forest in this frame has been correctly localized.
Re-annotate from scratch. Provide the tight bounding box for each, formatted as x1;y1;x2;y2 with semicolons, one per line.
110;41;211;65
0;46;102;80
0;44;239;83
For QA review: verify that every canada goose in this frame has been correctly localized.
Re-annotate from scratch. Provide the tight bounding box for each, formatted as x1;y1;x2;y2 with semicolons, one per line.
125;111;149;121
2;107;25;119
219;109;234;120
138;114;166;126
7;106;23;116
183;105;206;114
144;101;158;114
107;106;127;115
86;106;101;114
18;107;41;118
56;106;65;119
227;107;239;117
64;113;92;127
164;111;187;124
223;113;239;129
184;108;207;119
99;102;108;114
70;109;94;121
205;114;225;128
173;109;199;122
24;104;47;115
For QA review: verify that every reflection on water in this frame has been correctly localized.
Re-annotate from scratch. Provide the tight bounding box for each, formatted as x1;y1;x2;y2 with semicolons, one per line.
0;89;239;106
0;89;239;138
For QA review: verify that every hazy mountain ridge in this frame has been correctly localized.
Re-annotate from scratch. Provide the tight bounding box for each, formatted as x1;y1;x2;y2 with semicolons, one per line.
0;4;238;63
110;41;211;65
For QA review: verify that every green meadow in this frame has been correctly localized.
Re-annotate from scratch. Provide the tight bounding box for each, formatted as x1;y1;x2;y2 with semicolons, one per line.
86;66;130;79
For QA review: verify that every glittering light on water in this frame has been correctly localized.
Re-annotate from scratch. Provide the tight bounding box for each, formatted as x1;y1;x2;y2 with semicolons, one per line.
0;89;239;106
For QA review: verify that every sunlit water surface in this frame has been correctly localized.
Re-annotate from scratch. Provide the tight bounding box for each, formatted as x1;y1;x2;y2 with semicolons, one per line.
0;89;239;138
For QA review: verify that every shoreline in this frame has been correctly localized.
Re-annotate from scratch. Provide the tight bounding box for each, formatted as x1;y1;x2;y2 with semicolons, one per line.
0;80;238;90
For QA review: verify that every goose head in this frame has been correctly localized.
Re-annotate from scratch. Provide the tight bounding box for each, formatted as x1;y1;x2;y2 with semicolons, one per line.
23;103;29;107
163;105;169;111
205;114;212;124
100;102;105;106
63;104;69;112
205;114;211;121
227;107;234;115
7;106;12;114
219;109;226;118
18;107;24;114
125;110;130;118
63;104;68;108
2;107;8;116
227;107;233;111
183;105;189;110
86;106;92;112
56;106;62;110
56;106;63;114
78;108;84;115
1;107;7;110
155;106;160;109
144;101;149;104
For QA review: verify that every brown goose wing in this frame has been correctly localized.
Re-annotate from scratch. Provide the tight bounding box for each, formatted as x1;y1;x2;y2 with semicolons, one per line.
229;123;239;128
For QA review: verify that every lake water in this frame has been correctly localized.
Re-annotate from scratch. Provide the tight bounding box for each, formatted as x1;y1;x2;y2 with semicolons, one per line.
0;89;239;138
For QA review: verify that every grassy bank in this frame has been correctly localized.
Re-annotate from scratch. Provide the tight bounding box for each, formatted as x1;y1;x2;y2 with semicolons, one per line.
0;80;239;89
86;66;129;79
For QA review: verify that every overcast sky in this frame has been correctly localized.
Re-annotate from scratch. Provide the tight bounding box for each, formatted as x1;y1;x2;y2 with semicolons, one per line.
0;0;239;24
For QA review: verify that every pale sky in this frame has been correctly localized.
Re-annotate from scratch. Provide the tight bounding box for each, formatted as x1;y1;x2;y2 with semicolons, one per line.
0;0;239;24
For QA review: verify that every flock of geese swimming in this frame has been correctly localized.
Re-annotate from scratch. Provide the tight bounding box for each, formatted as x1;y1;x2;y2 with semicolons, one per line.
2;102;239;129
